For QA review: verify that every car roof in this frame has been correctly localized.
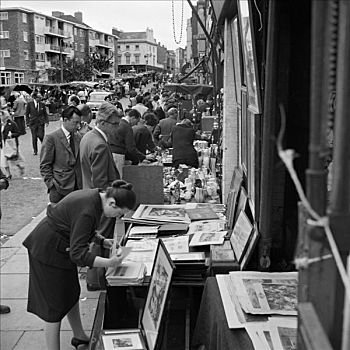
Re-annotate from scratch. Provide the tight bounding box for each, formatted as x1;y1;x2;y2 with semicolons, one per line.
90;91;111;95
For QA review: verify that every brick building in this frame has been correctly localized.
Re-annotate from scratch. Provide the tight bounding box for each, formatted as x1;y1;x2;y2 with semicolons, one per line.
0;7;118;84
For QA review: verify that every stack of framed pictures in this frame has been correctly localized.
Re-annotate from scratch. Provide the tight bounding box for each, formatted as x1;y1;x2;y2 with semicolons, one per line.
100;240;175;350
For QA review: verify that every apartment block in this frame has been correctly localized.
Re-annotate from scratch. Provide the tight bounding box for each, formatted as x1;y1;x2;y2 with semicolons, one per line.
0;7;118;85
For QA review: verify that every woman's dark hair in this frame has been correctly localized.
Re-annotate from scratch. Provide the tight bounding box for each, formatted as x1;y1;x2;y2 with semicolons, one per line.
105;180;136;210
144;112;158;127
61;105;82;120
125;108;141;119
155;106;165;121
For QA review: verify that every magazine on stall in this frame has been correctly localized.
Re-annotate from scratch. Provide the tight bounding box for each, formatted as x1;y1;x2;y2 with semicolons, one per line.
187;219;226;236
230;271;298;316
189;231;227;246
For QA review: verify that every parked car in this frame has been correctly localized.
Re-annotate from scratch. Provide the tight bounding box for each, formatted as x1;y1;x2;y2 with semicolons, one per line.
87;91;113;118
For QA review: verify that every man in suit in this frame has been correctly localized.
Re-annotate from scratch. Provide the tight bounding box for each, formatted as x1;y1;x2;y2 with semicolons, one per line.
40;106;83;203
25;92;49;155
80;102;121;189
153;107;178;148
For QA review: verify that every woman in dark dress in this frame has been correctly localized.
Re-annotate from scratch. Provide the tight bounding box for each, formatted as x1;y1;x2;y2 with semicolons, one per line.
23;180;136;350
171;115;200;169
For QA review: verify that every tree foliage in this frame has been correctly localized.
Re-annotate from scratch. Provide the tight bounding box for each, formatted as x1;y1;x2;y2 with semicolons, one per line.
47;52;114;83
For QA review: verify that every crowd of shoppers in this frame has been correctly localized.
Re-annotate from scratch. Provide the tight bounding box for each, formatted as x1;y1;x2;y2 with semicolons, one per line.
0;78;215;349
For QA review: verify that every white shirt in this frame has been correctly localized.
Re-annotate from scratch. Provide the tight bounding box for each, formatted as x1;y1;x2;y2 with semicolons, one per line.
61;125;70;143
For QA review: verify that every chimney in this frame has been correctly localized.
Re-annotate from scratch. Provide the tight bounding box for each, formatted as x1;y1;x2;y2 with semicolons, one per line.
52;11;64;18
74;12;83;23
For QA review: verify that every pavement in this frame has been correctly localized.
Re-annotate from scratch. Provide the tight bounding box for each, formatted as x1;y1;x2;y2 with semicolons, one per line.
0;209;101;350
0;89;155;349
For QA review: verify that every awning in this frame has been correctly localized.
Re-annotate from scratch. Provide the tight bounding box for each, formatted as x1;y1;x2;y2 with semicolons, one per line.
163;83;214;96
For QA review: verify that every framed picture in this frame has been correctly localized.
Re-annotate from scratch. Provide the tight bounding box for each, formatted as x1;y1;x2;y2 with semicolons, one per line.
101;329;146;350
226;168;244;230
240;222;260;270
231;17;242;105
238;0;261;113
233;187;248;227
230;210;254;263
141;240;175;350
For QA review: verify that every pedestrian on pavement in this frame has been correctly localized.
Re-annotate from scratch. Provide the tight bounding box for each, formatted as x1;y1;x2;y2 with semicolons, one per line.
23;180;136;350
40;106;83;203
12;94;27;135
132;111;156;155
1;111;25;179
25;92;49;155
0;168;11;315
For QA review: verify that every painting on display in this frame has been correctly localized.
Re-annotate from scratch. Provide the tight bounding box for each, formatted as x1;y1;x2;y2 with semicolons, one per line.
238;0;262;113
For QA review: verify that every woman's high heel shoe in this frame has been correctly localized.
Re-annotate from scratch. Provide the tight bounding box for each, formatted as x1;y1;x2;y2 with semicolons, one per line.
71;337;89;349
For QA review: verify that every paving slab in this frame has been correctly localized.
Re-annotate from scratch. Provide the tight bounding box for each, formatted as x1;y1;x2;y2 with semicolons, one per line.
0;299;43;331
0;274;28;299
1;254;29;274
0;330;24;350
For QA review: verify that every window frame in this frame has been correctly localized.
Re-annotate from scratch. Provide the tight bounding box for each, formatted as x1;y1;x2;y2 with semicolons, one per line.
14;72;24;83
22;13;27;23
0;71;11;85
23;31;28;42
0;12;9;20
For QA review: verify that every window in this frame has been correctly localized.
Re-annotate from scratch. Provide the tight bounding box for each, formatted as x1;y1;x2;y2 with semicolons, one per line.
22;13;27;23
117;55;121;64
117;45;120;49
0;50;10;58
23;31;28;41
135;55;140;64
126;45;130;50
74;43;78;51
0;31;9;39
79;29;84;37
0;12;8;20
135;45;139;50
125;55;130;64
24;50;29;60
0;71;11;85
74;27;77;36
80;44;84;52
14;72;24;83
36;35;44;44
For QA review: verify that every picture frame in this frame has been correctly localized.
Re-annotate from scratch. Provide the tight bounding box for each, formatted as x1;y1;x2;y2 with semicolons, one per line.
231;17;242;105
141;239;175;350
226;168;244;230
101;240;175;350
230;210;254;263
233;187;248;227
240;222;260;270
238;0;261;113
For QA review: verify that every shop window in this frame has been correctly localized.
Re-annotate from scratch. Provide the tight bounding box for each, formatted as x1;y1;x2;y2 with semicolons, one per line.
0;71;11;85
14;72;24;83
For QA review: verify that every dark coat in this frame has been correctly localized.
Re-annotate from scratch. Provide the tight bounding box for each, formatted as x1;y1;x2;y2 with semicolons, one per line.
25;100;49;127
23;189;103;269
171;123;199;168
132;123;155;155
110;119;146;164
79;128;119;189
40;128;82;195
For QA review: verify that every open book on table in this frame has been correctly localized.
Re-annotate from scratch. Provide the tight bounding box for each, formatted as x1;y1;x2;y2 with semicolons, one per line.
101;240;175;350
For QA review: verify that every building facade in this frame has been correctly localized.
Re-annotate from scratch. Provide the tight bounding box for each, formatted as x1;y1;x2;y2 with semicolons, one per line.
0;7;117;84
113;27;163;74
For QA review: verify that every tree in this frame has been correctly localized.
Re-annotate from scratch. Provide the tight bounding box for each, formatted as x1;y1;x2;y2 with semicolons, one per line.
90;51;114;74
47;57;94;83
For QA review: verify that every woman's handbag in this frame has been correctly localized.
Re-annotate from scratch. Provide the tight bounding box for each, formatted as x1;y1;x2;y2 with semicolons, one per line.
3;138;18;160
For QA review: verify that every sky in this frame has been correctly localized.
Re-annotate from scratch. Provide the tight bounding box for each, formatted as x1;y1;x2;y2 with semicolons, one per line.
2;0;194;50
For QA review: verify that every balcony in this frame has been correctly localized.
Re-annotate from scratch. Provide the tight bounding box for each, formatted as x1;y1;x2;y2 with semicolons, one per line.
45;27;69;38
45;44;70;54
96;39;113;48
